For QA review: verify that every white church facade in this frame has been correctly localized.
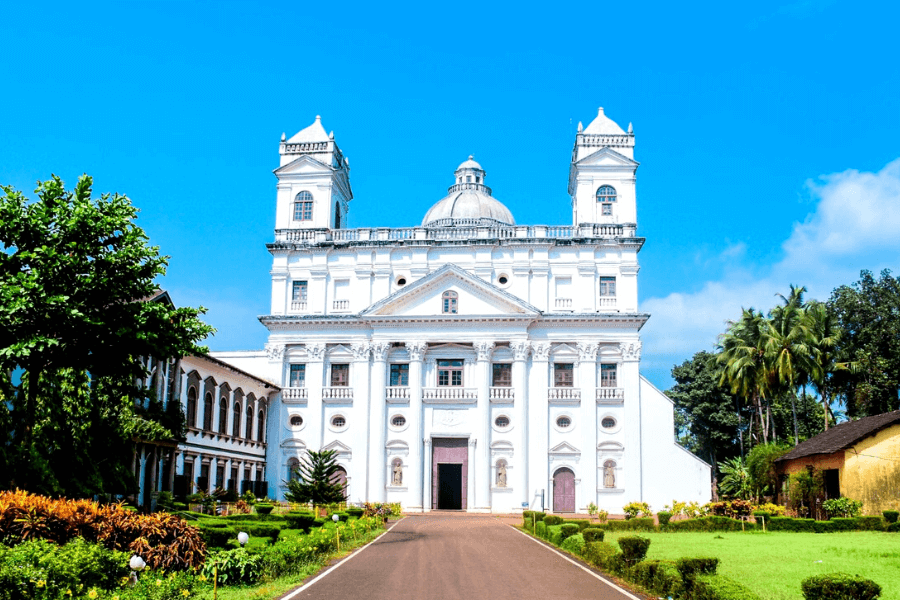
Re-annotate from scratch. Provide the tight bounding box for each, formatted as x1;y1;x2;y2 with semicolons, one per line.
215;108;711;513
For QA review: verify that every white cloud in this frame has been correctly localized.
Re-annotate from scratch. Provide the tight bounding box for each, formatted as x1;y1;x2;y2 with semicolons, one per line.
641;158;900;389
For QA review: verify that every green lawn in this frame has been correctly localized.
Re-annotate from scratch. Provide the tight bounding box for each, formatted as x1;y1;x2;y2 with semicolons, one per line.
603;530;900;600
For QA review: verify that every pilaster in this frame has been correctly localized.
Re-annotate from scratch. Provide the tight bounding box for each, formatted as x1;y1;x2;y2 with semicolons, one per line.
474;340;494;512
620;341;642;501
511;341;530;508
529;342;551;510
369;342;390;501
406;341;427;511
577;342;599;511
307;342;326;452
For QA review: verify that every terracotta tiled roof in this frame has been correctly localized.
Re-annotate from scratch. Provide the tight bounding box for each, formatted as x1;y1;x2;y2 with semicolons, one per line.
776;410;900;462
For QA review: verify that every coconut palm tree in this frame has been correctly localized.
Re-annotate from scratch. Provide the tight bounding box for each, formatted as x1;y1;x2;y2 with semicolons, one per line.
806;300;854;430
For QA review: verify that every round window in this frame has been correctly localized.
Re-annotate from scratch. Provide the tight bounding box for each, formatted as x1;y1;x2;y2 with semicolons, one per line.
556;416;571;428
397;277;407;286
331;415;346;428
498;275;508;285
495;416;510;428
290;415;303;427
601;417;617;429
391;415;406;427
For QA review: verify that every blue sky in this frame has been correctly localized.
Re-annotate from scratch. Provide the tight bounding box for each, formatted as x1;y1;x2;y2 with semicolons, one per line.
2;0;898;390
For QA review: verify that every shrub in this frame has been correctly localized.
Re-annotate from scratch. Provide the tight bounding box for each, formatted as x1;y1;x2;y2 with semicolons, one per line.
753;502;786;516
583;541;617;568
329;512;350;522
199;525;236;548
543;515;564;526
657;511;673;527
534;521;548;539
605;517;656;532
346;507;364;518
854;516;884;531
254;503;275;515
532;511;547;522
623;501;652;519
676;556;720;578
886;521;900;533
567;519;592;531
691;574;762;600
247;523;281;543
549;526;564;546
822;497;863;519
668;516;748;532
606;552;630;575
706;500;754;519
882;510;899;524
582;527;604;543
801;572;882;600
829;518;856;532
596;509;609;523
560;533;585;555
285;512;318;531
559;523;579;541
202;548;263;585
631;559;683;597
768;517;817;532
617;535;651;563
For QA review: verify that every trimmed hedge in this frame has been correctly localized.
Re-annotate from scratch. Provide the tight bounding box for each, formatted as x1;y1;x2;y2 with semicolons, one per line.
854;516;884;531
801;572;882;600
583;541;617;568
669;516;749;532
657;511;673;527
543;515;564;526
618;535;651;563
346;507;364;518
676;557;720;578
199;525;236;548
284;512;318;531
549;525;564;546
887;521;900;532
254;503;275;515
534;521;548;539
560;533;585;555
566;519;592;531
631;559;683;597
582;527;605;543
691;574;762;600
883;510;899;524
559;523;580;542
224;514;286;523
247;523;282;543
605;517;656;532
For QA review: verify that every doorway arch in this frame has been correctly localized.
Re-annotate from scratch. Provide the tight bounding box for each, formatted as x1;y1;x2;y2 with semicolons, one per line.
553;467;575;513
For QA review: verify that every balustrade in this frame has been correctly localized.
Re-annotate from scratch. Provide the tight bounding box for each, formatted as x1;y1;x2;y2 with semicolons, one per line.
422;387;477;402
385;386;410;401
290;300;308;312
282;387;308;402
598;297;617;310
489;387;514;402
554;297;573;310
596;387;625;403
332;299;350;311
322;387;353;401
548;387;581;402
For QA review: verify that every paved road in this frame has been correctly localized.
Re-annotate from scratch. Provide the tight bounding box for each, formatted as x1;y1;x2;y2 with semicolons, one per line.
286;513;639;600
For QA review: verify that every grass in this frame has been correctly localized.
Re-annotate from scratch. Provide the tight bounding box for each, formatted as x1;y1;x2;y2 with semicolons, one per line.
602;530;900;600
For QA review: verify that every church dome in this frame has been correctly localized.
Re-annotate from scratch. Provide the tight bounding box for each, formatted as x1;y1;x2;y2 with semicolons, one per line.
583;107;626;135
422;156;515;227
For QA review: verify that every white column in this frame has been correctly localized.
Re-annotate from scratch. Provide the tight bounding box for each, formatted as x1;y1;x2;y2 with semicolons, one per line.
511;341;530;509
475;340;494;512
423;437;432;511
306;343;326;451
406;341;427;512
466;438;476;511
578;343;599;512
369;342;390;502
621;341;643;500
351;342;371;502
529;343;551;511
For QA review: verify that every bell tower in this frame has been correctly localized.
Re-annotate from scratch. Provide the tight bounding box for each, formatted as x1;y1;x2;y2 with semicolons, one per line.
273;116;352;231
568;107;638;227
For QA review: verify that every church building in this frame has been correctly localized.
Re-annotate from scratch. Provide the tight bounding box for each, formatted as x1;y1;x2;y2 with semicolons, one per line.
216;108;711;513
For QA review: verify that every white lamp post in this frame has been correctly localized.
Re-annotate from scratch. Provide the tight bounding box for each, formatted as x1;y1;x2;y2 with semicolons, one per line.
237;531;249;547
128;555;146;586
332;514;340;552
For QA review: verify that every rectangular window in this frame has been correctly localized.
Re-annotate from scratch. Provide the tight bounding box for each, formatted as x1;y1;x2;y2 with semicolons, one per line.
331;364;349;386
602;203;613;216
294;201;313;220
437;359;464;386
390;363;409;386
600;277;616;297
289;364;306;387
554;363;574;387
292;280;308;302
492;363;512;387
600;363;617;387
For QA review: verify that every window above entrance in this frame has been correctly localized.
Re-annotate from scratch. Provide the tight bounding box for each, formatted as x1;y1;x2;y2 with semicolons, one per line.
437;359;463;386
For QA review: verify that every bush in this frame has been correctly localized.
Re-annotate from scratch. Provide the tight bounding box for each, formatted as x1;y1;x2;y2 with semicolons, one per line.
886;521;900;533
247;523;281;544
617;535;651;563
658;511;673;527
582;527;604;543
285;512;318;531
882;510;898;524
224;513;286;523
676;556;720;578
822;497;863;519
706;500;754;519
768;517;817;532
854;516;884;531
583;541;617;568
801;572;882;600
199;525;236;548
559;523;579;542
567;519;592;531
828;518;856;532
605;517;656;532
202;548;263;585
668;516;748;532
346;507;364;518
560;533;585;555
534;521;548;539
254;503;275;515
631;559;683;597
549;526;564;546
543;515;564;526
532;511;547;522
691;574;762;600
623;501;652;519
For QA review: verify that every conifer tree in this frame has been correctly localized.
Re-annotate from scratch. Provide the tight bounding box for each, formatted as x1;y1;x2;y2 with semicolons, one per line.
284;449;347;504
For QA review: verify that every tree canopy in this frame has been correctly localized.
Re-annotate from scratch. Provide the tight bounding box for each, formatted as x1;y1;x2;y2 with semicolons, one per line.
284;450;347;504
0;175;214;496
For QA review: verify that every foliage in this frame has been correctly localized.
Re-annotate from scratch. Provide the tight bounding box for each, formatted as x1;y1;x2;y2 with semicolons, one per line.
583;541;617;568
717;457;751;500
586;502;598;520
631;560;684;598
801;572;882;600
201;548;262;585
558;523;579;542
617;535;651;563
657;511;673;527
559;532;585;555
822;497;863;519
0;175;214;497
753;502;786;516
596;509;609;523
254;503;274;515
706;500;753;519
283;450;347;505
690;574;763;600
284;512;317;531
534;521;548;539
667;516;749;532
108;570;200;600
788;469;824;517
622;501;652;519
605;517;656;532
746;442;790;500
582;527;604;543
676;556;720;578
543;515;564;526
882;510;899;524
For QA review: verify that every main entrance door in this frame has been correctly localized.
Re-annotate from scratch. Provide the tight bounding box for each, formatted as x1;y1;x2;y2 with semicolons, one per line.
432;438;468;509
553;468;576;512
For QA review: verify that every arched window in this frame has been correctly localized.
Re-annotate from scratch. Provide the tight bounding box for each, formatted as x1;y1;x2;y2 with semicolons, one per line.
257;407;266;442
596;185;617;202
603;460;617;488
331;466;348;497
245;404;254;440
334;201;342;229
203;393;213;431
294;191;313;221
218;397;228;434
442;291;458;314
186;387;198;428
287;457;301;482
232;402;241;437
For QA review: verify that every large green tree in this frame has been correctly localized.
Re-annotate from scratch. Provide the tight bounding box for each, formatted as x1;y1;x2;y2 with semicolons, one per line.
0;175;213;496
828;269;900;418
284;450;347;504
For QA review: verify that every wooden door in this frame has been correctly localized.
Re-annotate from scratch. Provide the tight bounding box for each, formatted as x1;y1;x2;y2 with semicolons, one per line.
553;468;575;513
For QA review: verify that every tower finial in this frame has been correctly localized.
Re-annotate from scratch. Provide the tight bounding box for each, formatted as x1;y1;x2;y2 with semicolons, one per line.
628;122;633;134
577;121;583;132
469;154;474;160
598;107;604;116
281;132;286;141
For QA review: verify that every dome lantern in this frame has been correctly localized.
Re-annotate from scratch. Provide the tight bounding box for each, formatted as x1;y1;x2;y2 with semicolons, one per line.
421;157;515;227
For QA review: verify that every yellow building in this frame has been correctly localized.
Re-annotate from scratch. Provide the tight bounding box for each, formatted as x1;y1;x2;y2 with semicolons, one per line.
776;410;900;515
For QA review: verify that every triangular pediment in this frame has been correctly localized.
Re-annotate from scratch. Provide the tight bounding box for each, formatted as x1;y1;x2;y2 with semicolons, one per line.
361;264;540;318
575;147;639;168
321;440;352;456
273;154;333;175
549;441;581;455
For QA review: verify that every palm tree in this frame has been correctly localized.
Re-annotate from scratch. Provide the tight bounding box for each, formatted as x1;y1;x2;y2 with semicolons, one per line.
806;301;854;430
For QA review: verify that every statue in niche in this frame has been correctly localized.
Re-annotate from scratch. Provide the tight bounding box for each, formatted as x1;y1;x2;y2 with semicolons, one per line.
604;461;616;488
497;462;507;487
392;460;403;486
